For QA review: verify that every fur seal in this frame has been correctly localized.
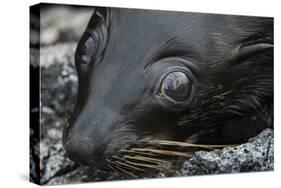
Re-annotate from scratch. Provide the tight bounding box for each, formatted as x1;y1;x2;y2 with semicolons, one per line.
63;7;273;175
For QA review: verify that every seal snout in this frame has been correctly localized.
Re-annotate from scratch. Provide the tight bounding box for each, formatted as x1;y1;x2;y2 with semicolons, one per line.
63;109;117;167
63;134;89;165
63;128;108;166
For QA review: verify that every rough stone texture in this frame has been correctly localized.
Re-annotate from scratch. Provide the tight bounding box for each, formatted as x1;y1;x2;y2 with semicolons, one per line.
46;166;90;185
40;43;77;134
40;137;76;184
34;6;93;184
38;42;79;184
45;128;274;185
181;128;274;176
40;5;94;45
30;5;93;184
40;42;76;68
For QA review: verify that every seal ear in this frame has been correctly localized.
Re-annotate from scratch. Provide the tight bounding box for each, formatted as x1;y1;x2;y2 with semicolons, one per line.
234;40;273;63
237;42;273;60
91;7;111;29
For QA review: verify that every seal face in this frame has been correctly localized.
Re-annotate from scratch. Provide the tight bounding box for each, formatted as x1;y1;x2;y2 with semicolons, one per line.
63;7;273;173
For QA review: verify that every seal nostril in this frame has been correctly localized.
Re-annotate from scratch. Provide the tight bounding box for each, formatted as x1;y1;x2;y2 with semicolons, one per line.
63;136;94;166
63;133;108;167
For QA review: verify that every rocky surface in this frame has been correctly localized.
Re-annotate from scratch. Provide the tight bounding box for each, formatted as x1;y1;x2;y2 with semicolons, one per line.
30;4;93;184
181;128;274;176
45;128;274;185
46;166;91;185
33;43;78;185
38;42;79;184
30;4;274;185
40;5;94;46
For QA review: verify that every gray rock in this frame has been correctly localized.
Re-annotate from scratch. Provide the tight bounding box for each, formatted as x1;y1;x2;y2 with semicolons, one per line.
30;5;88;185
44;129;274;185
40;42;76;68
39;42;78;136
35;42;79;184
47;166;90;185
40;6;93;45
40;137;76;184
181;128;274;176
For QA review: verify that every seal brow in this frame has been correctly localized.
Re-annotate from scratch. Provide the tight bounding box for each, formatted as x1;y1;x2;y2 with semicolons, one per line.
143;36;199;71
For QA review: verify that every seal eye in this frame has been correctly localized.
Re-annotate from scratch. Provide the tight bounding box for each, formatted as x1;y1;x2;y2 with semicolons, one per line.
76;32;98;65
75;13;107;68
160;72;192;101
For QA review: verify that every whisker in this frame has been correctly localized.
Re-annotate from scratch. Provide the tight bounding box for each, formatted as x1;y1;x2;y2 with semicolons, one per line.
106;161;119;173
120;149;158;156
106;159;138;178
115;159;163;170
113;165;138;178
106;159;120;170
142;140;237;149
115;161;145;172
122;155;171;166
130;148;193;158
109;137;237;178
112;156;145;172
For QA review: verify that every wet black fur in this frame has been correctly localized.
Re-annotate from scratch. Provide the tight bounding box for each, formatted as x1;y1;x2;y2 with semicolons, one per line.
63;7;273;169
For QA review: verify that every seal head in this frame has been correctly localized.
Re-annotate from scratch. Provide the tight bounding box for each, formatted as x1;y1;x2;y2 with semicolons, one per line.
63;8;273;170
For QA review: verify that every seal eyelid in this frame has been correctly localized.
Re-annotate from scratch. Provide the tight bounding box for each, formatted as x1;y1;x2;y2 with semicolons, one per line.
143;36;200;72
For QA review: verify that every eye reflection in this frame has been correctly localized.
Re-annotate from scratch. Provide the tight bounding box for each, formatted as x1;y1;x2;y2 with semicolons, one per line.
81;35;96;64
160;71;192;101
